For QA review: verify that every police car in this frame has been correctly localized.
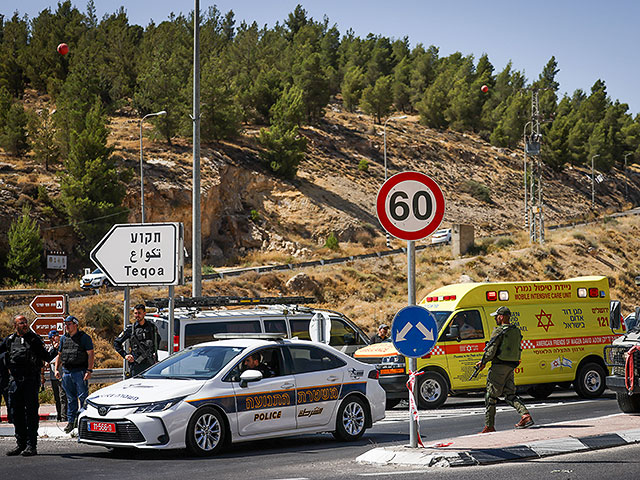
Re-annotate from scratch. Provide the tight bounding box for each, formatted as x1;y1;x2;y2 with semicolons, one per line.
78;336;385;456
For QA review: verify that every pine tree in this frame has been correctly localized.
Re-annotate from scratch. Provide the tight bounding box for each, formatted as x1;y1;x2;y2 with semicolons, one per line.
0;101;29;154
0;12;28;98
258;126;307;179
6;205;43;283
200;56;241;141
341;65;366;112
292;52;330;122
360;75;393;124
271;85;305;130
28;106;60;171
58;102;130;247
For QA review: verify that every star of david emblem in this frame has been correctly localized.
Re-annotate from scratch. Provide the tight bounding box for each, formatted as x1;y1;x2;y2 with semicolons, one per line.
536;309;554;332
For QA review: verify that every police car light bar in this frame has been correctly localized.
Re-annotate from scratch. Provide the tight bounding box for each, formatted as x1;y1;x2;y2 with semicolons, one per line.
212;333;288;341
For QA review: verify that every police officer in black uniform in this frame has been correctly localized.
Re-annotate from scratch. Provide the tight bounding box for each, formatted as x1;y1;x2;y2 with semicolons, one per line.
114;304;160;377
0;315;55;456
0;347;10;423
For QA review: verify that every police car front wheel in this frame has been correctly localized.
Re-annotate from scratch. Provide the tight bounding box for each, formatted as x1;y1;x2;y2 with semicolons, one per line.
333;396;368;441
186;407;227;456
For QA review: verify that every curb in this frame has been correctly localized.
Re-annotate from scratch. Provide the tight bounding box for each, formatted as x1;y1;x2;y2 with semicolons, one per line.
1;414;58;422
357;428;640;467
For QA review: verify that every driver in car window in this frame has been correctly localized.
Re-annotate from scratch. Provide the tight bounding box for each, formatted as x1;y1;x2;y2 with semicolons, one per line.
455;313;480;340
242;353;274;379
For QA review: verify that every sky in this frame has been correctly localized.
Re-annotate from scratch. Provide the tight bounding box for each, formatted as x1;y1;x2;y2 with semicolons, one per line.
4;1;640;116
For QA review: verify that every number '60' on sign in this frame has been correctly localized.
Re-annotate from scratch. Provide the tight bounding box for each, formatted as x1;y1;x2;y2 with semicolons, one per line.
376;171;445;241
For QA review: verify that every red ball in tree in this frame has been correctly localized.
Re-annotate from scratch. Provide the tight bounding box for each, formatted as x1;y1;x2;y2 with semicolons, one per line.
57;43;69;55
481;84;489;93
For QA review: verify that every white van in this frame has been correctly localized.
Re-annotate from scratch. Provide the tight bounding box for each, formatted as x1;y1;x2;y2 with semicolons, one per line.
144;296;370;360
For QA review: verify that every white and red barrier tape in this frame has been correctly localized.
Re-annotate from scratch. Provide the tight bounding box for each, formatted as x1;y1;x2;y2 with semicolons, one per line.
406;370;425;448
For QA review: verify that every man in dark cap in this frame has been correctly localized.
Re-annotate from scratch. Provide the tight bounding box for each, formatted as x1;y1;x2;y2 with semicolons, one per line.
475;306;533;433
45;330;67;422
114;304;160;377
0;315;56;456
370;324;391;344
54;315;94;434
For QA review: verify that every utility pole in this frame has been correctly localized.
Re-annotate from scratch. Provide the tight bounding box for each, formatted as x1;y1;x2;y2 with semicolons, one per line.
524;89;544;243
192;0;202;297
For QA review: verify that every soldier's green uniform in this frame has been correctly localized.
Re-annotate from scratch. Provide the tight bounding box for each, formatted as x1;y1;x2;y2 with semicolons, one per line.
481;322;530;428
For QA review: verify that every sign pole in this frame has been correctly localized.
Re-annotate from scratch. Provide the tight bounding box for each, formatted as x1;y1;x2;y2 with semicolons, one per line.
123;286;130;380
168;285;175;354
407;240;418;448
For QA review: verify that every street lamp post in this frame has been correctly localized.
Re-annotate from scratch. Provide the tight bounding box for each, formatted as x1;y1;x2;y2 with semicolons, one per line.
383;115;407;247
624;152;633;202
591;154;600;209
139;110;167;223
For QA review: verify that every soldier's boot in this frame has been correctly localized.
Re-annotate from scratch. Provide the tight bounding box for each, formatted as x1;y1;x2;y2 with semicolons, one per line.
6;444;25;456
21;446;37;457
515;414;534;429
479;426;496;434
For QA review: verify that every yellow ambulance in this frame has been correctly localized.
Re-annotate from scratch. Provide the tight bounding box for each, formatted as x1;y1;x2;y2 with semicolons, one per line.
355;276;622;409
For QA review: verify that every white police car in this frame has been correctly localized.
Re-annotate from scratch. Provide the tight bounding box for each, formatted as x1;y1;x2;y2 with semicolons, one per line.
78;336;386;456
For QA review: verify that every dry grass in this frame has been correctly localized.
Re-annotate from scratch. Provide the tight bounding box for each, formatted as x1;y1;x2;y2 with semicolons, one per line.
3;214;640;366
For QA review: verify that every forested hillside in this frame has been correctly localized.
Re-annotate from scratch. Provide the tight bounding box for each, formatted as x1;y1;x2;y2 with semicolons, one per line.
1;2;639;285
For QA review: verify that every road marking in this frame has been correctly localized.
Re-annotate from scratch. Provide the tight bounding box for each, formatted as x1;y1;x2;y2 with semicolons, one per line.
358;471;428;476
379;399;597;424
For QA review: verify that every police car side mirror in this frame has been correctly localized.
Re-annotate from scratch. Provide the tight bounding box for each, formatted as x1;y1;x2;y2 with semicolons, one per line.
447;324;461;342
239;369;263;388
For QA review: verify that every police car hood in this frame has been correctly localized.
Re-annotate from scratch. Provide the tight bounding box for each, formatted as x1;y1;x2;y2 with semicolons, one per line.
88;378;204;405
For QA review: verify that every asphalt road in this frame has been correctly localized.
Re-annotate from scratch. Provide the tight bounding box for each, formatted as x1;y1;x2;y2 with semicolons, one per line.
2;390;633;480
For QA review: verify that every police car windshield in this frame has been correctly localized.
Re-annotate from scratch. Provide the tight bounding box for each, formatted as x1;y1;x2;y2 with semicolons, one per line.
142;346;244;380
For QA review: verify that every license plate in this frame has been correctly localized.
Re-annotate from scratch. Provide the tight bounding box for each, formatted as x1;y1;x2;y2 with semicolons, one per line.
88;421;116;433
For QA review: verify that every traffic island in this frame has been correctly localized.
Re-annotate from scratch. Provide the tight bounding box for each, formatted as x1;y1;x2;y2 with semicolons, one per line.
357;413;640;467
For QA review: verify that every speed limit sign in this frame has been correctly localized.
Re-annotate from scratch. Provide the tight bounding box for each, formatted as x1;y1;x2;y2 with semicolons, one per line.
376;171;445;241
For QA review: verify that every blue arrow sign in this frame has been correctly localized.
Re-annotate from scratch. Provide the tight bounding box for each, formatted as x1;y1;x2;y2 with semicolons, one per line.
391;306;438;358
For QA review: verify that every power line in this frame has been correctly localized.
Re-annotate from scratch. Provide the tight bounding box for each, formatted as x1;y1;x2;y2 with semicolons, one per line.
42;209;131;231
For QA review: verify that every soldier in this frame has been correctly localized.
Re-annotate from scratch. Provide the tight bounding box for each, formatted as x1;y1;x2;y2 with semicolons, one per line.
0;315;56;456
114;304;160;377
475;306;533;433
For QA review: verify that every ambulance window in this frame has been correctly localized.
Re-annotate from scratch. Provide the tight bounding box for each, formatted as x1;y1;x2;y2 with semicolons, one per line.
447;311;484;340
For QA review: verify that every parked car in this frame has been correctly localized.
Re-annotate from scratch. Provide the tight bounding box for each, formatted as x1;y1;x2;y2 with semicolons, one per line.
144;296;371;360
78;336;386;456
431;228;451;245
80;268;110;290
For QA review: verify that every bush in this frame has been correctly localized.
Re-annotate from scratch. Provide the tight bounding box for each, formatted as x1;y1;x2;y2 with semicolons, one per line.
250;209;261;222
461;180;492;203
325;232;339;251
358;159;369;172
84;303;122;342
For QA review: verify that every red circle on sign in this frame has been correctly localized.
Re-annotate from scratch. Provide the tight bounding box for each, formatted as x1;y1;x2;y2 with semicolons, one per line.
376;171;445;241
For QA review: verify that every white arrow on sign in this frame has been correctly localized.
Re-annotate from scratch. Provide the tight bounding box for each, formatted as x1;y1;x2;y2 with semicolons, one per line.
395;322;413;342
395;321;435;342
416;322;435;341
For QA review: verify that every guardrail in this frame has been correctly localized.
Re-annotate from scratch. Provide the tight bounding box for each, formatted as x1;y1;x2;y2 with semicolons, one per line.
44;367;124;385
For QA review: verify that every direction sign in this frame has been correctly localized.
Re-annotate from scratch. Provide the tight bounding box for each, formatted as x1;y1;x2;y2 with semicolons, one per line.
30;316;65;338
90;223;184;286
391;306;438;358
376;171;445;241
30;294;66;316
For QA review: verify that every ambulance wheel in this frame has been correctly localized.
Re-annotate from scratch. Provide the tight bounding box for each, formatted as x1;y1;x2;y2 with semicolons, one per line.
528;383;555;399
186;407;226;456
616;392;640;413
417;371;449;409
574;362;606;399
333;396;368;441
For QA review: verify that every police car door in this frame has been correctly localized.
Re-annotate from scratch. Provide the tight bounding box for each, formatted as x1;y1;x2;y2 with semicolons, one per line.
231;346;296;436
441;310;486;388
286;345;344;429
